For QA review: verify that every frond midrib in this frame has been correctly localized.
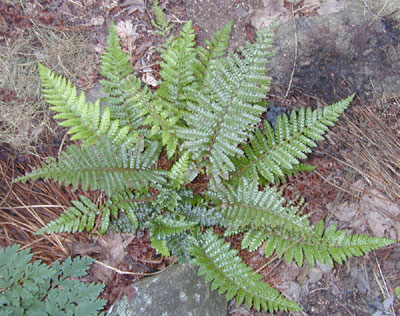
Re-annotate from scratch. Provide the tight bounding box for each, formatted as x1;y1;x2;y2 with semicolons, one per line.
221;202;311;233
38;166;165;174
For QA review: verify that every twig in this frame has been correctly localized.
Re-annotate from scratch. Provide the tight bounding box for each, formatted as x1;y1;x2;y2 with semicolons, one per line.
95;259;176;276
337;301;355;316
133;62;159;71
373;252;396;315
324;170;356;224
170;15;187;24
368;0;389;26
284;5;298;99
314;170;356;197
57;131;68;157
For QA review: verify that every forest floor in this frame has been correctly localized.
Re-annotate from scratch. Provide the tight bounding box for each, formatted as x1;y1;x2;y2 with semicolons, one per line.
1;1;399;315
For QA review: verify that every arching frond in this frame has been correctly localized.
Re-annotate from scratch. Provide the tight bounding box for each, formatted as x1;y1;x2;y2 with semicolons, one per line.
151;0;173;36
100;22;151;133
36;195;100;234
178;26;275;181
208;178;311;236
140;21;199;157
38;64;137;146
232;95;354;183
16;139;166;195
259;221;395;267
189;229;302;312
196;20;233;86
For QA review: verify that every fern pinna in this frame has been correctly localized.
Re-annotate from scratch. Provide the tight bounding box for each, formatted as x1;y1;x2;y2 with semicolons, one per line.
16;15;395;314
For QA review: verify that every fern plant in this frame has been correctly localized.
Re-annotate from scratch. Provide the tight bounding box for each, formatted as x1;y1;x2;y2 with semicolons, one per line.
0;244;108;316
16;9;395;313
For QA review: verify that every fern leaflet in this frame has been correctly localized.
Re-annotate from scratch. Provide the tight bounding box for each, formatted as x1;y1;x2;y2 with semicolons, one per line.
168;151;190;188
148;215;197;239
241;229;269;252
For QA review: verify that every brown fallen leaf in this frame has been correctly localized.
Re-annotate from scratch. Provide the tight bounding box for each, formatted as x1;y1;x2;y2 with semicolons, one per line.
72;233;135;283
251;0;291;29
317;0;349;15
333;180;400;240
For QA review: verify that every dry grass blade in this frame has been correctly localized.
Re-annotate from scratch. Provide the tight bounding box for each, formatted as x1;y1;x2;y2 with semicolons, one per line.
0;148;77;263
0;21;97;153
338;97;400;202
0;19;100;263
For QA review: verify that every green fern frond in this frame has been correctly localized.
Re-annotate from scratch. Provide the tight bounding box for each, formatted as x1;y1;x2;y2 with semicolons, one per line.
158;20;198;108
149;215;197;239
37;190;143;234
178;26;275;181
165;233;192;263
304;222;396;267
100;22;133;87
150;236;171;257
196;20;233;86
189;229;302;312
258;221;395;267
232;95;354;183
140;21;199;157
168;151;190;188
100;22;150;132
241;229;269;252
38;64;137;146
151;0;173;36
208;178;311;235
36;195;99;234
16;139;166;195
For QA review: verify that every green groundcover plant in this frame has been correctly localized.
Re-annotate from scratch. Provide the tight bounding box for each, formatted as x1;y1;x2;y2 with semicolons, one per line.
16;5;395;312
0;244;107;316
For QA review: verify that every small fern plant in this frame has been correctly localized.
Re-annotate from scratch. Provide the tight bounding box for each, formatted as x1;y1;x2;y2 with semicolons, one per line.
0;244;108;316
16;15;395;313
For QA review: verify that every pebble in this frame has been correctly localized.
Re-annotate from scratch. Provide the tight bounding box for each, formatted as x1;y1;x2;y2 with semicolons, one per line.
308;267;323;284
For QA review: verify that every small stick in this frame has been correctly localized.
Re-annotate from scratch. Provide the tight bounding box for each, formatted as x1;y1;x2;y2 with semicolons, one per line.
284;5;298;99
368;0;389;27
95;259;176;276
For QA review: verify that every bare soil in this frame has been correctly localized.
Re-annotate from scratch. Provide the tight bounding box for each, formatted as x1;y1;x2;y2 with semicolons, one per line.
1;1;399;315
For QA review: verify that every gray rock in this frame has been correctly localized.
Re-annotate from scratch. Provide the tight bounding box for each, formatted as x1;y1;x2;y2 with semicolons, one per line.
268;3;400;103
109;264;228;316
347;0;400;18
